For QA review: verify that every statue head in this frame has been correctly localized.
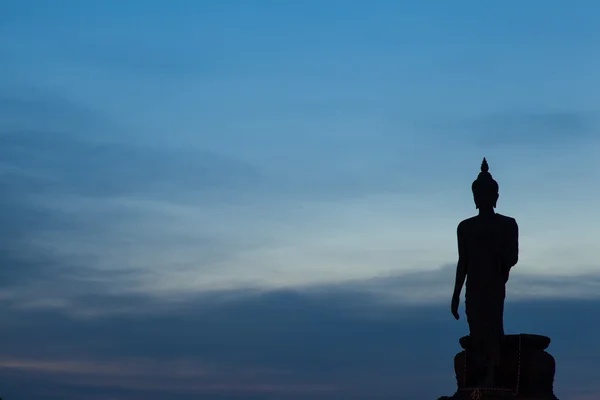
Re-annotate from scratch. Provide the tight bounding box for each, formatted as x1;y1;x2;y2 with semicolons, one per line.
472;157;499;209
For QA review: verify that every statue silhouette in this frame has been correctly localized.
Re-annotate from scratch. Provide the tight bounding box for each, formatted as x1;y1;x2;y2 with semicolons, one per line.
451;158;519;388
439;158;559;399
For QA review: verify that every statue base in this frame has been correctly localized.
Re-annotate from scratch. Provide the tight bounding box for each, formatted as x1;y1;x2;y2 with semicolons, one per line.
438;334;559;400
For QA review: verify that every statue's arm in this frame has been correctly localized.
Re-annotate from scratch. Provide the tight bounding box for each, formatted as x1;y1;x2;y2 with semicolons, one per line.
452;222;468;298
499;218;518;283
505;218;519;268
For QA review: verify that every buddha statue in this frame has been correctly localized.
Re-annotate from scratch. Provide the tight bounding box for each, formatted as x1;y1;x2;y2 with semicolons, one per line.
451;158;519;387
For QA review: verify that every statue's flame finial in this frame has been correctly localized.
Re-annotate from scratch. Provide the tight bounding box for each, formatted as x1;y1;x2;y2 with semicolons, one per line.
481;157;489;173
472;157;498;198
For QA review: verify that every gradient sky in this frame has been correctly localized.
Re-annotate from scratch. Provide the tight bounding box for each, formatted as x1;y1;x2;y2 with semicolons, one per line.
1;1;600;399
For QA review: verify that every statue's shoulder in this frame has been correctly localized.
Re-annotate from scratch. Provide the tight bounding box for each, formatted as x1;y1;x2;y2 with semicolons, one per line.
495;213;518;226
457;216;477;231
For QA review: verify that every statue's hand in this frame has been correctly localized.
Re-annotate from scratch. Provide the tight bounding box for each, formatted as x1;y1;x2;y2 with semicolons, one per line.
451;295;460;320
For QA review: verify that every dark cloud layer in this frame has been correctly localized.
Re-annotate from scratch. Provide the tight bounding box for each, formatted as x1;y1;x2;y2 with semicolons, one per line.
0;288;598;399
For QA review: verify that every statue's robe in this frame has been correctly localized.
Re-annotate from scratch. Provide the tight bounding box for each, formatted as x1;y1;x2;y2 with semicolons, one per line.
458;213;519;369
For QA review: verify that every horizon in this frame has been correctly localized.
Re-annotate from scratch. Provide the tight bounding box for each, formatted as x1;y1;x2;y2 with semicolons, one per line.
1;1;600;399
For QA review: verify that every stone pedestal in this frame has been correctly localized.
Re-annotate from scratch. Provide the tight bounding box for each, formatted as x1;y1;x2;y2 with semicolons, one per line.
439;334;558;400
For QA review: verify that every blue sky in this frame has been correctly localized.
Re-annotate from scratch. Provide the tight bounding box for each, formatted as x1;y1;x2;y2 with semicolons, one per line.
1;1;600;399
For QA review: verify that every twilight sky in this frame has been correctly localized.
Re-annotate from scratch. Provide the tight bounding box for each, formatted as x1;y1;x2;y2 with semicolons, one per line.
1;1;600;399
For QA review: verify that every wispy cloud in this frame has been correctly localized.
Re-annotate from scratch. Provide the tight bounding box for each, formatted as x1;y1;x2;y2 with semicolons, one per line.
468;110;597;146
0;357;336;395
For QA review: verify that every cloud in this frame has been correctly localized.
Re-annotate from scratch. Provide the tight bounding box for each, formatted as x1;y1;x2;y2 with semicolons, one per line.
0;357;336;396
0;92;264;301
0;119;455;299
422;109;598;152
0;130;261;197
2;4;599;399
0;88;115;134
0;288;444;399
466;110;596;146
0;285;598;399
